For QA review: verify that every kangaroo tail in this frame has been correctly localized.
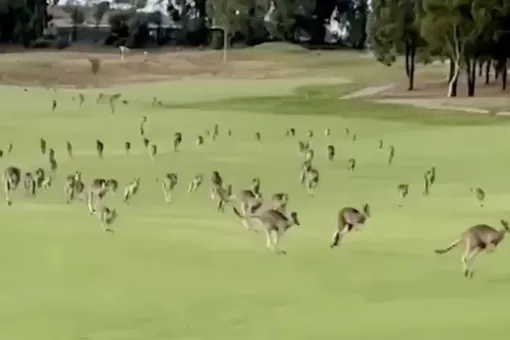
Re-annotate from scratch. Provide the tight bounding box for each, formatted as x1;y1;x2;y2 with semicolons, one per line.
434;239;461;254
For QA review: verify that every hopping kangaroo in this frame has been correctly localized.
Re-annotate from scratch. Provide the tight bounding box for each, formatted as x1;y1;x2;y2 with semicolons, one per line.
213;184;233;212
94;204;118;233
123;177;140;204
23;172;37;196
435;220;510;278
87;178;108;213
233;189;264;230
210;171;223;200
330;203;371;248
188;174;203;192
3;166;21;205
233;207;300;254
157;173;178;203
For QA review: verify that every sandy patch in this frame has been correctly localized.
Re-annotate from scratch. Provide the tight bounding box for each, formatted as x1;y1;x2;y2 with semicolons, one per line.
375;98;510;116
339;84;395;99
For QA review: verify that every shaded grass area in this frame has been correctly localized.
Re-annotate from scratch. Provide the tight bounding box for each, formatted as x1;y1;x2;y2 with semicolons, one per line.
168;83;510;126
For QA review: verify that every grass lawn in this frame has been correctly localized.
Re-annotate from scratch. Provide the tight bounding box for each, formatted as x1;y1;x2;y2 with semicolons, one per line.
0;78;510;340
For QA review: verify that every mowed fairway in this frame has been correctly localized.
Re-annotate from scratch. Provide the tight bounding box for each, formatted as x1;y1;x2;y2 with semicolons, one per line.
1;78;510;340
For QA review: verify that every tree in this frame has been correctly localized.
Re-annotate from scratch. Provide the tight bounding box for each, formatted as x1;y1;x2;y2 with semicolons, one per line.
418;0;491;97
206;0;248;61
63;4;85;41
368;0;422;90
93;1;110;28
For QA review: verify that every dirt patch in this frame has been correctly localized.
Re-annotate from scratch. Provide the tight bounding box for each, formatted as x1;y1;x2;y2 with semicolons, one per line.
0;48;321;88
339;84;395;99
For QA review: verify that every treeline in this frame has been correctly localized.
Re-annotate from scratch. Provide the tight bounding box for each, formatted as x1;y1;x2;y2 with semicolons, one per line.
368;0;510;97
0;0;369;49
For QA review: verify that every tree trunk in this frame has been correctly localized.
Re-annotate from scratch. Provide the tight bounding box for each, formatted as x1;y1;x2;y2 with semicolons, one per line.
495;63;499;79
478;60;483;76
502;64;507;90
485;60;491;84
407;42;416;91
466;58;476;97
448;59;459;97
404;41;410;77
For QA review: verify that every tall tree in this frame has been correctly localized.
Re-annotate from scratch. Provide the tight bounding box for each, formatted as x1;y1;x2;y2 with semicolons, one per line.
206;0;248;61
418;0;490;97
368;0;421;90
93;1;110;28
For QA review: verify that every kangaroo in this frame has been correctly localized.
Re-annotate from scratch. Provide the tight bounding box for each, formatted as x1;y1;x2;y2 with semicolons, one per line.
233;188;264;229
379;139;383;149
435;220;510;278
233;207;300;254
94;204;118;233
150;144;157;159
388;145;395;165
330;203;371;248
305;149;314;163
299;160;312;185
66;141;73;159
325;128;330;136
470;187;485;207
327;145;335;161
157;173;178;203
250;177;261;197
423;172;430;196
307;130;313;138
255;132;261;141
213;124;219;140
125;141;131;154
123;177;140;204
40;138;47;155
78;93;85;106
210;171;223;200
106;179;119;193
304;167;319;196
23;172;37;196
398;184;409;207
87;178;108;213
109;93;121;114
298;140;309;154
213;183;233;212
174;132;182;152
196;135;204;146
188;174;203;192
96;140;104;158
142;138;150;149
64;172;79;203
3;166;21;205
347;158;356;172
34;168;46;188
49;157;58;173
429;166;436;185
52;99;57;112
140;116;147;136
286;128;296;137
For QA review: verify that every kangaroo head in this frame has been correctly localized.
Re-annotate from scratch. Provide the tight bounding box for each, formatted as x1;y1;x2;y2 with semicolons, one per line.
501;219;510;232
290;211;300;226
363;203;371;218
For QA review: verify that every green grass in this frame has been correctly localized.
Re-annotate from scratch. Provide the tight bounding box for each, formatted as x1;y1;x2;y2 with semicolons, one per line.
170;83;510;126
1;78;510;340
